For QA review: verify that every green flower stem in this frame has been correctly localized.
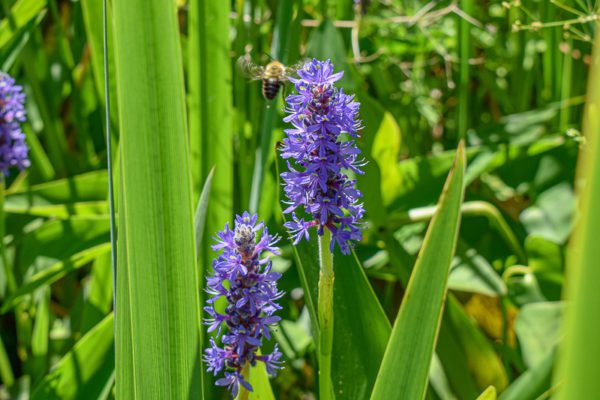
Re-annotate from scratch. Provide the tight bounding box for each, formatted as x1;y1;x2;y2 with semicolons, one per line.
235;363;251;400
318;229;335;400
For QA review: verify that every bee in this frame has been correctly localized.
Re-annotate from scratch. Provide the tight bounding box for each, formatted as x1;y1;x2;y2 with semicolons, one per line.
238;56;305;100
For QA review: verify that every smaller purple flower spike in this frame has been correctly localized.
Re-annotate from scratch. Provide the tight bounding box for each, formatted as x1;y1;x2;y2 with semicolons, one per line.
280;59;366;254
204;212;284;397
0;72;29;175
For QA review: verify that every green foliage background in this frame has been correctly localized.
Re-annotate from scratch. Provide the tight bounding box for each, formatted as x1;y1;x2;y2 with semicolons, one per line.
0;0;598;399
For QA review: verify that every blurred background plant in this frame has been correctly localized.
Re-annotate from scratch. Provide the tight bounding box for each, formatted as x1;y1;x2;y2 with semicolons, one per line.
0;0;597;399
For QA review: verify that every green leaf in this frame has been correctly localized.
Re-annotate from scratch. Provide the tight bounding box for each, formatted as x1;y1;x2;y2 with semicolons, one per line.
195;167;214;255
80;0;118;144
0;0;46;49
449;244;507;297
187;0;233;271
476;386;497;400
525;235;563;300
555;24;600;400
520;182;575;245
31;314;114;400
441;296;508;392
248;349;276;400
17;216;110;277
0;10;45;71
289;236;391;399
2;243;110;312
387;136;565;212
30;287;50;384
249;0;298;214
370;141;466;400
80;252;114;334
113;0;202;396
515;301;563;369
369;110;403;209
498;350;555;400
5;171;108;218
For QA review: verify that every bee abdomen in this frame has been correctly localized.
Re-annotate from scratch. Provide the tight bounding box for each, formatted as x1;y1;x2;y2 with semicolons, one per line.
262;78;281;100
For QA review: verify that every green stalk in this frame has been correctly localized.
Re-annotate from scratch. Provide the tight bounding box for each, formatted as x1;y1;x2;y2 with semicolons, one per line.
559;39;573;129
318;230;335;400
457;0;473;140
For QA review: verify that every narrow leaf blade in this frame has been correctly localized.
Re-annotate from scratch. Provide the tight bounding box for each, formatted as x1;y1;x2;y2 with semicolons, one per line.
371;141;467;400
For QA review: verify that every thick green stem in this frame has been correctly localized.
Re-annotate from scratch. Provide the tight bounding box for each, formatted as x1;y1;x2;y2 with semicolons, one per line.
235;363;251;400
318;230;335;400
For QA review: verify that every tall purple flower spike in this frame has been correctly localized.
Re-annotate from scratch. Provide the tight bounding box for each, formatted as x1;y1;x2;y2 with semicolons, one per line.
280;59;365;254
0;72;29;175
204;212;284;397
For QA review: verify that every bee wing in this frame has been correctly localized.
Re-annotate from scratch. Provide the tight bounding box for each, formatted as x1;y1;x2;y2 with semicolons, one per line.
283;59;310;80
237;56;264;81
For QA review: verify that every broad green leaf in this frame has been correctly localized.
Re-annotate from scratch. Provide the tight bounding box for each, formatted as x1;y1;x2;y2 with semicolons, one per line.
441;296;508;392
371;111;402;206
187;0;233;270
449;244;507;297
498;349;555;400
525;235;563;300
520;182;575;245
187;4;233;392
556;23;600;400
505;266;547;306
290;239;391;399
248;350;276;400
387;136;565;212
113;0;202;396
31;314;114;400
370;141;466;400
515;301;563;368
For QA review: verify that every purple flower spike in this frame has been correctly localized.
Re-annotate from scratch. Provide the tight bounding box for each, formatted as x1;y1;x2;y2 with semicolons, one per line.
0;72;29;176
280;59;365;254
204;212;284;397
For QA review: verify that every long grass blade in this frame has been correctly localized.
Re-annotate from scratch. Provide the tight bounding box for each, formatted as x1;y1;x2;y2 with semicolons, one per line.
371;141;467;400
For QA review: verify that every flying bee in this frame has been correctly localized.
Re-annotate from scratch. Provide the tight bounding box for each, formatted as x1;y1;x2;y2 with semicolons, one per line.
238;56;306;100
